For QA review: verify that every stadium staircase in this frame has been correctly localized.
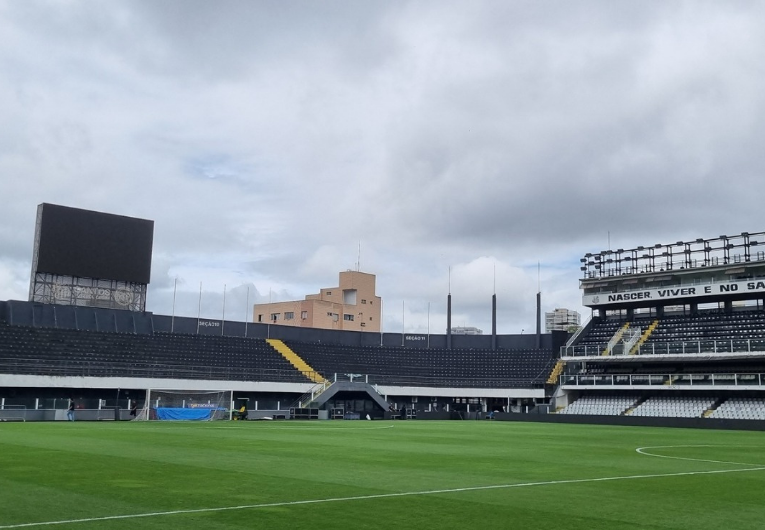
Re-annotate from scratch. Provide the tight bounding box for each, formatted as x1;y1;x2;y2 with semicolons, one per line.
603;323;630;356
293;380;335;408
267;339;326;384
703;398;725;417
547;360;566;384
622;397;647;415
629;320;659;355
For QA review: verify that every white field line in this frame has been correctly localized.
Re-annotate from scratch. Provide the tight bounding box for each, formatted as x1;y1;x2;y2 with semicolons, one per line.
92;424;397;433
206;424;397;431
2;465;764;529
636;444;765;467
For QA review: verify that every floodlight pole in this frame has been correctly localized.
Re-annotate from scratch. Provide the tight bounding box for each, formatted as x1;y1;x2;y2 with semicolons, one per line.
222;284;226;336
196;282;202;334
244;286;249;338
171;278;177;333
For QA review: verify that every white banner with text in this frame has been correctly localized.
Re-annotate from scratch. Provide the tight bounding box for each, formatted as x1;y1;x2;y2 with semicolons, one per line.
583;279;765;306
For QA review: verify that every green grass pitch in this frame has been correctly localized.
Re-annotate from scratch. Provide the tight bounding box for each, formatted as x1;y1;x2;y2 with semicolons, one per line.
1;420;764;529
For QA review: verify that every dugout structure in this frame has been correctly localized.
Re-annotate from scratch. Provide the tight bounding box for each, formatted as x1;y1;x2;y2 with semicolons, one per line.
28;203;154;312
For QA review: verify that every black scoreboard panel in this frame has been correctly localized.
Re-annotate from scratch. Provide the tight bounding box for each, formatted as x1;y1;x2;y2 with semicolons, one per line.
35;203;154;284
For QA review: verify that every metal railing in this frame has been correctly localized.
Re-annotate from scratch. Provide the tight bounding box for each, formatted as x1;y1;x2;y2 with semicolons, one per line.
292;380;334;408
565;314;591;347
0;358;550;389
561;338;765;357
0;358;317;384
560;372;765;387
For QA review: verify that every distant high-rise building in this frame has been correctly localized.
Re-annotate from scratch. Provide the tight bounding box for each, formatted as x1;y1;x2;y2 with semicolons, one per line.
545;308;581;332
450;326;483;335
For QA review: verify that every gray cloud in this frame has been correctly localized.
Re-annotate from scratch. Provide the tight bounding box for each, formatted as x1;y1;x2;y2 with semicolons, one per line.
2;1;764;333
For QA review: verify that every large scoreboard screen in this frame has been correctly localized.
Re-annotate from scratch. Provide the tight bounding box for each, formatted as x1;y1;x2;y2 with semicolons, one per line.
34;203;154;284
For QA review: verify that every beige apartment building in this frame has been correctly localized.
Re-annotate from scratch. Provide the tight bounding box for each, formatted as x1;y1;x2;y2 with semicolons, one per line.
253;270;381;332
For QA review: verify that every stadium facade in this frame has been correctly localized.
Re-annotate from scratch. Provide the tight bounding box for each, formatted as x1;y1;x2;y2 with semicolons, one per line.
554;232;765;429
3;203;764;428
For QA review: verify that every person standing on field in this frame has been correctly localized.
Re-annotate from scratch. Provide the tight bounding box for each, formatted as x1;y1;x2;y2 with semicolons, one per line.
67;397;75;421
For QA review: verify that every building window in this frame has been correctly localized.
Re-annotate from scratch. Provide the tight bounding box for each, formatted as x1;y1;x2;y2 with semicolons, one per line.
327;312;339;322
369;317;373;321
326;291;331;295
257;314;263;322
343;314;354;321
301;311;308;320
361;299;367;304
360;322;366;327
285;312;294;320
271;313;280;321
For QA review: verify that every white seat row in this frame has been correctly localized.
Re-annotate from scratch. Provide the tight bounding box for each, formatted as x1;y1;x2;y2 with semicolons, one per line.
558;396;636;415
709;398;765;420
629;396;715;418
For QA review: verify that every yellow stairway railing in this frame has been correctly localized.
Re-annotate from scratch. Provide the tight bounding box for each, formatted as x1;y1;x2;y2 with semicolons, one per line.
547;360;566;384
603;323;630;356
267;339;326;384
629;320;660;355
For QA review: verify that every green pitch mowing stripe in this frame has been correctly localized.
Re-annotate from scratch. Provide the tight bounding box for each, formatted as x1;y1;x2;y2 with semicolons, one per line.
1;421;764;530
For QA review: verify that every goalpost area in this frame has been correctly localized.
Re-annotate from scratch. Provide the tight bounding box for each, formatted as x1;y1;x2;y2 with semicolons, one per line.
136;389;233;421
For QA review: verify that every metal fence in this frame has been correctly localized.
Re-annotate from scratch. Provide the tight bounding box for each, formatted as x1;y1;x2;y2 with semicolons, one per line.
560;372;765;387
561;339;765;357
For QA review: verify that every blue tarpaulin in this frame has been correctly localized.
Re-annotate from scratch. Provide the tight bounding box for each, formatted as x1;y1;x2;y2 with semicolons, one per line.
155;407;219;420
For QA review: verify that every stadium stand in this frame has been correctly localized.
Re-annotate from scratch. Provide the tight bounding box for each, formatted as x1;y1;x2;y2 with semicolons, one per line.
0;301;560;398
0;321;310;383
569;309;765;356
558;395;636;415
556;232;765;423
709;397;765;420
283;340;557;388
628;396;716;418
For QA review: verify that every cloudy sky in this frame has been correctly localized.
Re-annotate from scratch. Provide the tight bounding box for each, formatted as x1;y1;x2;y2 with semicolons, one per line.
1;1;764;335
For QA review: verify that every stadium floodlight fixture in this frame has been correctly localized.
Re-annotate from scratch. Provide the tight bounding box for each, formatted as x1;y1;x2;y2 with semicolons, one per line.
580;258;587;262
696;238;704;243
742;232;749;236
